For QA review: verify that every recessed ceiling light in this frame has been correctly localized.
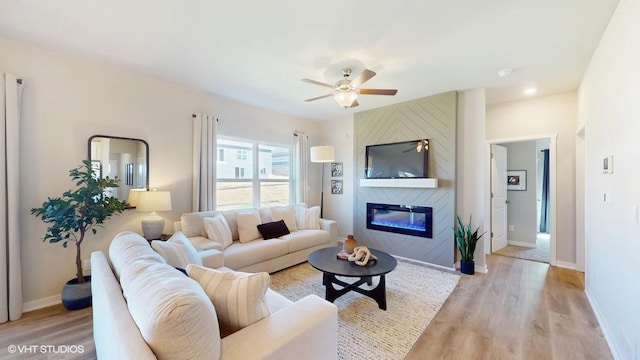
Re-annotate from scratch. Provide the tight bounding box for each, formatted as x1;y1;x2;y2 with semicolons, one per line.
497;68;513;78
523;88;537;95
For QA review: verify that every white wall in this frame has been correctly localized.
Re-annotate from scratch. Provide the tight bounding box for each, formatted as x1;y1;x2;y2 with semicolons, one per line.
501;141;537;246
578;0;640;358
0;36;323;308
486;92;577;265
457;89;487;272
320;115;354;239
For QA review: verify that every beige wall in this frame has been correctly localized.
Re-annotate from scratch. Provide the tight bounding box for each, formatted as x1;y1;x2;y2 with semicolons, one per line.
579;0;640;357
486;92;577;265
0;36;323;309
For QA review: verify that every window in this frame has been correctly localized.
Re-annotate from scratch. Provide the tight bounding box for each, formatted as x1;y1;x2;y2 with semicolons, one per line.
218;149;225;162
216;138;291;210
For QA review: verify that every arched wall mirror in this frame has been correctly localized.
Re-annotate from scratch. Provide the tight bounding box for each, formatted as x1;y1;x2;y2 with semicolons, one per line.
88;135;149;206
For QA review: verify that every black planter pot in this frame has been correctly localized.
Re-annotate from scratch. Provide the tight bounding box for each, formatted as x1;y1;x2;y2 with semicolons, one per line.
61;275;92;310
460;261;475;275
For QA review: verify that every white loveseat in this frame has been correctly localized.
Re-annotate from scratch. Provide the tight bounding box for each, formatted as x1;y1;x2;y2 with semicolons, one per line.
91;231;338;360
175;205;337;273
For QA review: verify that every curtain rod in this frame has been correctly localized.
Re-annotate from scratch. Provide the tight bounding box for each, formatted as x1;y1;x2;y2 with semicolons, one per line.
17;78;22;84
191;114;218;122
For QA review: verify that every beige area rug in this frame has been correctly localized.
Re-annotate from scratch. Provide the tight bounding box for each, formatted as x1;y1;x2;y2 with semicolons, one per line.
269;261;460;360
494;234;550;263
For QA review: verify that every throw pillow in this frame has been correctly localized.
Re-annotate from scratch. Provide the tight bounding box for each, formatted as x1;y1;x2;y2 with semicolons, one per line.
151;241;193;268
235;210;262;243
152;231;202;267
186;264;270;337
203;213;233;249
271;206;298;232
295;205;321;230
257;220;291;240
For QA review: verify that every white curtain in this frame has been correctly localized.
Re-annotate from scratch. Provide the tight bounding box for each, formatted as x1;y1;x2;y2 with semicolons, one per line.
192;113;217;211
1;73;23;323
293;132;308;204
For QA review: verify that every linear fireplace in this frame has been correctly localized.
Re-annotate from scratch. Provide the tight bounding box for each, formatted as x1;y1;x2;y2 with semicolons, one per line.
366;203;433;238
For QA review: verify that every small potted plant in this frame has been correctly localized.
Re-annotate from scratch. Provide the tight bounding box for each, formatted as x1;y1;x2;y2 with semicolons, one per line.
31;160;127;309
454;214;484;275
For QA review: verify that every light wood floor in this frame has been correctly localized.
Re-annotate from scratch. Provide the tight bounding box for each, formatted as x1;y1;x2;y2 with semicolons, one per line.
406;254;613;360
0;254;612;360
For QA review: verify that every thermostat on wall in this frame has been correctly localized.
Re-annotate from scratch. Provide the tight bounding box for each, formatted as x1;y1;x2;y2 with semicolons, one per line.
603;155;613;174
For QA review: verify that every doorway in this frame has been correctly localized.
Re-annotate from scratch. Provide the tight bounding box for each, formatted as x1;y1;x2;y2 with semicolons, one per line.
484;135;557;266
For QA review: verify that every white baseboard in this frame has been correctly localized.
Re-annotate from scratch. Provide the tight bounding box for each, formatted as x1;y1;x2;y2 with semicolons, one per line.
22;295;61;313
507;240;536;248
393;255;457;273
554;261;577;270
585;289;624;360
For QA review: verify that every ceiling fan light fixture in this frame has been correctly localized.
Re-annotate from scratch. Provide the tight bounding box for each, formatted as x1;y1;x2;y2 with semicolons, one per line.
334;90;358;109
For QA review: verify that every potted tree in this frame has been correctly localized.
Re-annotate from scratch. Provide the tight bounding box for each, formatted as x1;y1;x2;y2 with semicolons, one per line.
454;214;485;275
31;160;127;309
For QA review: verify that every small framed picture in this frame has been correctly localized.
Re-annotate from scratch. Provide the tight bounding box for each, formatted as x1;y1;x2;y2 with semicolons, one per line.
331;180;343;194
603;155;613;174
331;162;343;177
507;170;527;191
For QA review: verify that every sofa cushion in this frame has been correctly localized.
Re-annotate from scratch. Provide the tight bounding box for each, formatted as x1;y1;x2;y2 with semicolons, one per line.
186;265;270;337
120;260;221;360
295;205;321;230
257;220;290;240
181;211;219;238
109;231;166;279
271;205;298;232
258;207;273;223
221;210;240;241
189;235;224;251
236;210;263;243
203;213;233;249
223;239;289;269
280;230;330;253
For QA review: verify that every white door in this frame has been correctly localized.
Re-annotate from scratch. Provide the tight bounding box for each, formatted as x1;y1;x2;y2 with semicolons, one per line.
491;144;508;252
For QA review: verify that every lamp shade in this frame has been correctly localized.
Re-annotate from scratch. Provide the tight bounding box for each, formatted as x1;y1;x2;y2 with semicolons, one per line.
127;188;146;207
334;91;358;108
310;146;335;163
136;190;172;212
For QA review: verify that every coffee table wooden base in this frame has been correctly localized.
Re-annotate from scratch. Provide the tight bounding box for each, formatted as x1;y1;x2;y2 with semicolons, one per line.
322;273;388;310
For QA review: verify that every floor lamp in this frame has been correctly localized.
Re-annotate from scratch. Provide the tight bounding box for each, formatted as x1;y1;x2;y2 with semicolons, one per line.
310;145;335;218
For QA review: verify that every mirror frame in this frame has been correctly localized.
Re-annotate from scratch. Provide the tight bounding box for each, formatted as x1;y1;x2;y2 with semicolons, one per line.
88;135;150;204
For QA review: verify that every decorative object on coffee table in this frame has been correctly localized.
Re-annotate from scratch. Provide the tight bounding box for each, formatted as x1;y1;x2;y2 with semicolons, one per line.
308;246;397;310
347;246;377;266
343;234;357;254
454;214;485;275
31;160;127;309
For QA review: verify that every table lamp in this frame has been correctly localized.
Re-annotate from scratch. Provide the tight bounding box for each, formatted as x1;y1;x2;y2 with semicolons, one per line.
136;190;172;240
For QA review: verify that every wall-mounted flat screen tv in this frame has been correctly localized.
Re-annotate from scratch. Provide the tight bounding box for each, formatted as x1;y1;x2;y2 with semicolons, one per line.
365;139;429;179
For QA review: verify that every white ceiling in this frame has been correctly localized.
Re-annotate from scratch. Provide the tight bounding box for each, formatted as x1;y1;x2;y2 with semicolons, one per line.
0;1;619;121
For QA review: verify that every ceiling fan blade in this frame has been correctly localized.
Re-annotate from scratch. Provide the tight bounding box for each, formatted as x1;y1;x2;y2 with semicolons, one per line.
350;69;376;87
305;93;334;102
359;89;398;96
301;78;335;89
349;100;359;108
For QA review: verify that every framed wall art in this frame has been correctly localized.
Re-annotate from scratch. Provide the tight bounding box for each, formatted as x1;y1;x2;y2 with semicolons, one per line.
507;170;527;191
331;162;343;177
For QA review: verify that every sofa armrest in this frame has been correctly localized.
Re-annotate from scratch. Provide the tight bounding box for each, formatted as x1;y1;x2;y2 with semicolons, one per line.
199;248;224;268
319;218;337;242
220;294;338;360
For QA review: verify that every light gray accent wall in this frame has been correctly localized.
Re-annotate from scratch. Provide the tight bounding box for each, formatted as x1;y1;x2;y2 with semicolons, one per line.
353;91;457;268
502;141;537;245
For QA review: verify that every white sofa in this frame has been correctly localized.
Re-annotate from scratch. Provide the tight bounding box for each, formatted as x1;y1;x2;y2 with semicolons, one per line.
92;231;338;360
175;205;337;273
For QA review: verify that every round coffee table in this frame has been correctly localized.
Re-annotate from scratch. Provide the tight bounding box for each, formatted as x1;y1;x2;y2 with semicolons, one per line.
308;246;397;310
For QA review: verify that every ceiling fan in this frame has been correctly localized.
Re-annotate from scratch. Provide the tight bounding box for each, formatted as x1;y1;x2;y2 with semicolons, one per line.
302;68;398;109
